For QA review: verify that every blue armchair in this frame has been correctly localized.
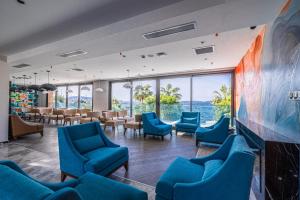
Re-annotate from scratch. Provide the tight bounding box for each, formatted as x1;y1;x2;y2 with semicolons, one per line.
195;115;230;146
155;135;255;200
58;122;128;181
175;112;200;135
142;112;172;140
0;160;148;200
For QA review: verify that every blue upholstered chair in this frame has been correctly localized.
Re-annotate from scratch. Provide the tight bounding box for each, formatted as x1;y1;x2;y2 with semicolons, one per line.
155;135;255;200
0;160;147;200
175;112;200;135
58;122;128;181
142;112;172;140
195;115;230;146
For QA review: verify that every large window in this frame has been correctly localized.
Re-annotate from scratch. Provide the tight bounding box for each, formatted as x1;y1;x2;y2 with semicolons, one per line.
110;72;232;124
132;79;156;115
67;85;79;109
192;74;231;126
56;86;67;108
54;84;93;109
160;77;190;123
80;84;93;109
111;82;130;112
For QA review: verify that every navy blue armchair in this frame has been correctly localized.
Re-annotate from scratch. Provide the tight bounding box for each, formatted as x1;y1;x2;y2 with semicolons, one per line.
142;112;172;140
155;135;255;200
58;122;128;181
0;160;147;200
195;115;230;146
175;112;200;135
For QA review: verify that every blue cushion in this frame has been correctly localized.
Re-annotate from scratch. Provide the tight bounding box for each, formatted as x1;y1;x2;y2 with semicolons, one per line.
202;159;224;180
156;157;204;200
0;165;53;200
182;117;197;124
84;147;128;173
75;173;147;200
73;135;105;154
176;123;198;130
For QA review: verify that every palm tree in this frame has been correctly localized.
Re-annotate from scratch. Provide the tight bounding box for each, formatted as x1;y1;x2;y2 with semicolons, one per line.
212;85;231;119
160;84;182;101
133;84;153;103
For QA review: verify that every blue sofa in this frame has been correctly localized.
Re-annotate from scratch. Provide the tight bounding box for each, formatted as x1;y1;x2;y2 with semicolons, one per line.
195;115;230;145
175;112;200;135
155;135;255;200
58;122;128;181
0;160;147;200
142;112;172;140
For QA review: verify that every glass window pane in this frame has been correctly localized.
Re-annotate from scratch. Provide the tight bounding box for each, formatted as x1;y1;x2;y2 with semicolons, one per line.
160;77;190;123
111;82;130;113
192;74;231;126
80;84;93;109
67;85;79;108
132;80;156;115
56;86;66;108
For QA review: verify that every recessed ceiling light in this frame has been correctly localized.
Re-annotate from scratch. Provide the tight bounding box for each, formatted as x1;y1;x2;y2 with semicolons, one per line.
58;50;88;58
147;54;154;58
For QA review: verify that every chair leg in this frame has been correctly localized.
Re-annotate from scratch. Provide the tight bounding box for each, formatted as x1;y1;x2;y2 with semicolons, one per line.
124;161;129;171
196;139;199;147
104;125;106;131
144;133;146;138
175;130;178;136
40;131;43;137
124;128;127;135
161;136;164;141
61;172;67;182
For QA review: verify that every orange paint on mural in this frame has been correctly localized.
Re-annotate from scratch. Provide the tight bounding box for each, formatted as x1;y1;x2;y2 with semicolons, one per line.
235;27;265;122
280;0;292;14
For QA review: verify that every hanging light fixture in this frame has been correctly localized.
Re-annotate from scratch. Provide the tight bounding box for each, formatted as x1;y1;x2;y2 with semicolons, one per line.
81;85;90;91
10;76;18;92
28;72;40;91
67;88;73;93
123;69;132;89
18;75;28;91
40;70;57;91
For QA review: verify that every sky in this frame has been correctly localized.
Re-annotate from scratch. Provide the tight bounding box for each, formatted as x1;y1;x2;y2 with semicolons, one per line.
112;74;231;102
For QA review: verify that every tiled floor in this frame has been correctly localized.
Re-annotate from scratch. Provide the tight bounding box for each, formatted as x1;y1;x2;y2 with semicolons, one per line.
0;124;256;199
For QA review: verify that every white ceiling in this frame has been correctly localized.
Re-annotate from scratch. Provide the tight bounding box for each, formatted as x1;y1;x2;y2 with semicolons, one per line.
2;0;284;84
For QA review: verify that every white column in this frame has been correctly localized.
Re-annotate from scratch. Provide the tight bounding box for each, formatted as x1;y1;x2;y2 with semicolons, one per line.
0;55;9;142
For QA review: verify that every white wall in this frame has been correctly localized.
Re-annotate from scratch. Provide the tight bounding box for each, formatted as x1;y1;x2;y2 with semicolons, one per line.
92;80;109;112
0;56;9;142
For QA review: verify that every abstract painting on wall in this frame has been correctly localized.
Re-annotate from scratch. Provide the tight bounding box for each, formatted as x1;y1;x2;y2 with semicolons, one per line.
235;0;300;141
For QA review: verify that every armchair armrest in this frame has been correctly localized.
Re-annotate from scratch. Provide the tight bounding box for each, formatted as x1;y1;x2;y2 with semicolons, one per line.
191;135;235;165
175;152;255;200
41;179;79;191
58;128;88;176
0;160;29;177
44;187;82;200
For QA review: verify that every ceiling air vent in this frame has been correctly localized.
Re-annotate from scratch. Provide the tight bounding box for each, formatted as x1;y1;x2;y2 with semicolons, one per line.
11;64;30;69
71;68;84;72
58;50;88;58
143;22;196;39
194;46;214;55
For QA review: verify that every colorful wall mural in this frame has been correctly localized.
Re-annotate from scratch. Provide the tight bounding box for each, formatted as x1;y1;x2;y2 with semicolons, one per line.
235;0;300;141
